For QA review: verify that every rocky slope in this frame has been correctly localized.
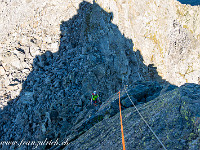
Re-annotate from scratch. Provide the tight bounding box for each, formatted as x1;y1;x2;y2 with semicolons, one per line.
1;0;200;109
0;0;200;150
65;83;200;150
125;0;200;86
0;1;169;150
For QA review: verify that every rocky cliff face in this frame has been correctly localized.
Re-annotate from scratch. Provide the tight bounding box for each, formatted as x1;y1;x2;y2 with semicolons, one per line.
1;0;200;108
123;0;200;86
0;1;166;149
0;0;200;150
65;83;200;150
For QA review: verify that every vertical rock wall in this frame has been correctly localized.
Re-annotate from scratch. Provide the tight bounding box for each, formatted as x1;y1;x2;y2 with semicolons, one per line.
0;0;85;108
95;0;200;86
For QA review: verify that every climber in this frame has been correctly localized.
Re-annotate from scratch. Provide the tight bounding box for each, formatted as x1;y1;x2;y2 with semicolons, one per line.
91;91;100;106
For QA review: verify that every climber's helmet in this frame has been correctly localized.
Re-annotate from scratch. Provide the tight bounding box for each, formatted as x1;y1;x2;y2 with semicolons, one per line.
94;91;97;95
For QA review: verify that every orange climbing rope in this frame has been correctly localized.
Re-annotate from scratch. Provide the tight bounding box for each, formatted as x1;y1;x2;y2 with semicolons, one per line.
118;91;126;150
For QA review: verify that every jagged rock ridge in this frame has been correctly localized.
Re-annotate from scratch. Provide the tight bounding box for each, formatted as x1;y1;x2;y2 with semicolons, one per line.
0;1;169;150
0;1;199;150
1;0;200;109
65;83;200;150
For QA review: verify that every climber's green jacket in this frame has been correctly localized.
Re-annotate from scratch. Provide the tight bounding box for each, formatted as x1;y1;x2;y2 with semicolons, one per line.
92;94;99;101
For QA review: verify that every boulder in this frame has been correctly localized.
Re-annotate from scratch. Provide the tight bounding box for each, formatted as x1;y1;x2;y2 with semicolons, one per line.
121;97;137;108
50;110;59;121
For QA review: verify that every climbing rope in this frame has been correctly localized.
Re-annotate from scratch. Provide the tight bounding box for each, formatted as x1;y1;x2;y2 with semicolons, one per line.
118;91;126;150
124;86;167;150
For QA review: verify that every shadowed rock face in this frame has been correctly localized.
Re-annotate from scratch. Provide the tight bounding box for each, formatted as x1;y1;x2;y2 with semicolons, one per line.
0;1;172;150
1;0;200;108
0;1;171;149
1;1;199;150
65;83;200;150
